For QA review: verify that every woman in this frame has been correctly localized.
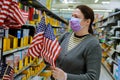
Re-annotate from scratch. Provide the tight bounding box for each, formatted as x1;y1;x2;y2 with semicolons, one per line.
51;5;102;80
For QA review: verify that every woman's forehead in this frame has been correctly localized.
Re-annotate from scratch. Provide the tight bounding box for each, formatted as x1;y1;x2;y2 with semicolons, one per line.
72;9;84;18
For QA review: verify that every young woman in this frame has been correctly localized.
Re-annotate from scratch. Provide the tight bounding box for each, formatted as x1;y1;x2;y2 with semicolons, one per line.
51;5;102;80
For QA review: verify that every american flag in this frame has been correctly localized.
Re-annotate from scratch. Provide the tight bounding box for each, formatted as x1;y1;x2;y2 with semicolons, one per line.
42;23;61;67
20;9;29;23
2;65;14;80
0;0;25;28
28;17;61;67
0;63;14;80
28;17;46;58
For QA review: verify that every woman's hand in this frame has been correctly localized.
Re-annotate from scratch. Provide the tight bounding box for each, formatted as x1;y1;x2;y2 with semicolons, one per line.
51;67;67;80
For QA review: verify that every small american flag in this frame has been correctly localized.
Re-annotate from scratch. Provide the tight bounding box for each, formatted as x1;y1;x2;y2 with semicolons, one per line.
28;17;61;67
0;63;14;80
42;23;61;67
28;17;46;58
2;65;14;80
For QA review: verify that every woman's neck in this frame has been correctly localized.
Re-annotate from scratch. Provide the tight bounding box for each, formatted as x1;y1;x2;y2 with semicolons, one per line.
74;30;89;36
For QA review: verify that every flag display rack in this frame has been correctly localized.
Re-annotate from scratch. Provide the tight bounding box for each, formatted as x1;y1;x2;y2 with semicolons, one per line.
20;0;69;25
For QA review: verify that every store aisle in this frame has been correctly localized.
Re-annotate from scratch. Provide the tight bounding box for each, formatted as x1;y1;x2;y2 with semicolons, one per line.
99;64;114;80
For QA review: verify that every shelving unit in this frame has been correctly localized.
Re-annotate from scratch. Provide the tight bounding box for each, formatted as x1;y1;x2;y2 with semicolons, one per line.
20;0;68;25
0;0;69;79
94;11;120;25
93;11;120;80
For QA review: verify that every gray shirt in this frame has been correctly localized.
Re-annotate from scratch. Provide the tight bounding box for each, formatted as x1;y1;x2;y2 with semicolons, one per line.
57;32;102;80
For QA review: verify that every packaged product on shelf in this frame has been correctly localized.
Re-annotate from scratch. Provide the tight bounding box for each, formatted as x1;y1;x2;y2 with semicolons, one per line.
113;56;120;80
6;55;14;68
14;52;22;71
22;50;26;60
9;29;23;47
118;57;120;80
118;20;120;26
113;63;119;80
3;37;11;51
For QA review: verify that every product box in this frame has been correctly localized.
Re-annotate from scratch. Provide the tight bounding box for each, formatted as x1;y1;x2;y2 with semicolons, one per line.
6;55;14;68
14;52;22;70
113;56;120;80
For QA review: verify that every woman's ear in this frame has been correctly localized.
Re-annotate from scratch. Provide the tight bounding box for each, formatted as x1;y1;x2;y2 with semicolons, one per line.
86;19;91;26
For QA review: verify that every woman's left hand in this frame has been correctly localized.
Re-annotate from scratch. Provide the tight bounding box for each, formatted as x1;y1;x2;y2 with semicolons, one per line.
52;67;67;80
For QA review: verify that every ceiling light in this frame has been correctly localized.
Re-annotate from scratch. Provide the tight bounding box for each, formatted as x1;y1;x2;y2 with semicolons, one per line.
95;0;99;3
102;1;110;4
63;0;79;4
51;8;57;10
93;9;112;12
60;8;74;11
64;0;68;4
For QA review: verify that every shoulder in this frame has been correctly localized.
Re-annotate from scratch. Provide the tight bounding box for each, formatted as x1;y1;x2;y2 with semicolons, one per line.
86;35;100;47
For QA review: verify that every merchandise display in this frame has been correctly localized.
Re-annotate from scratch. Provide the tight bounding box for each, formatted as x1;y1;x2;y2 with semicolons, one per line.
0;0;120;80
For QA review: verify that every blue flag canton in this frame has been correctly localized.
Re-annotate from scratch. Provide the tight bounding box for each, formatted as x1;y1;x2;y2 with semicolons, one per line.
44;23;55;40
36;17;46;33
5;66;13;75
0;63;7;77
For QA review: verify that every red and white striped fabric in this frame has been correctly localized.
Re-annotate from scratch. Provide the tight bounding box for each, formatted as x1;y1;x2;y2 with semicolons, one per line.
0;0;3;10
40;24;61;67
21;9;29;23
27;17;46;58
41;36;61;67
0;0;11;25
2;65;14;80
28;32;44;58
0;0;25;29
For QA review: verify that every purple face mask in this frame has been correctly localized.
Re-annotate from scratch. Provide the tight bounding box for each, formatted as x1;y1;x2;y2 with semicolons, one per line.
70;17;82;32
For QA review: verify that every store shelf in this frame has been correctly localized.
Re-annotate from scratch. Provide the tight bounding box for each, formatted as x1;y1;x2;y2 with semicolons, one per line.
31;58;43;67
52;26;62;28
3;45;30;56
28;65;46;80
94;11;120;25
102;62;115;80
14;61;34;77
20;0;68;25
111;37;120;40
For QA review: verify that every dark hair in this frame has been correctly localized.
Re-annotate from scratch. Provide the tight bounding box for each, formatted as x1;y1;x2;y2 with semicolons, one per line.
76;5;94;34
